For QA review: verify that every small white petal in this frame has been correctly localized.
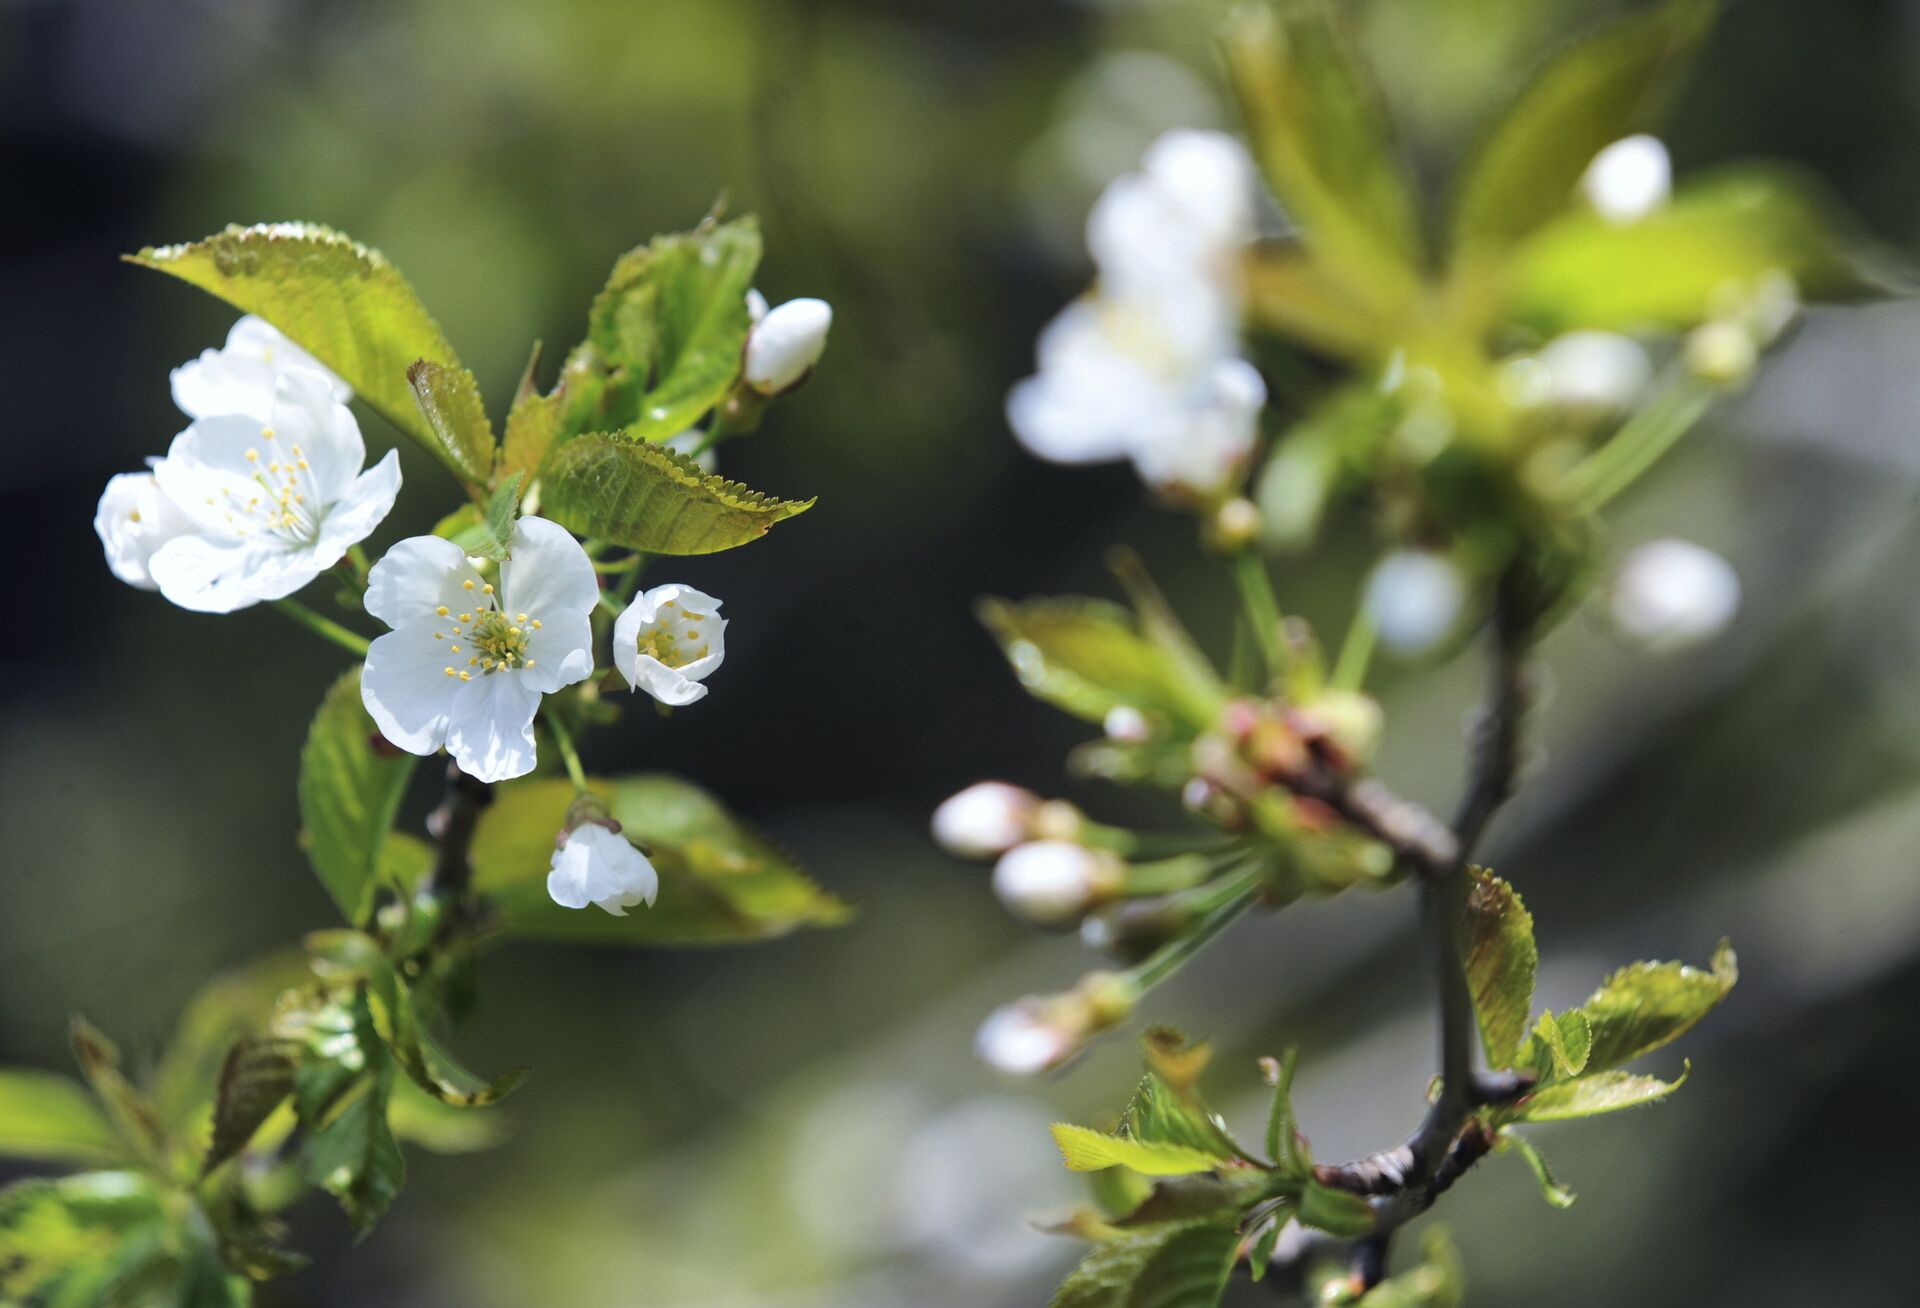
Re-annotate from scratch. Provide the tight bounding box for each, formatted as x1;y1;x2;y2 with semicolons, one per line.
547;823;659;916
445;673;543;782
1611;539;1740;652
94;472;193;590
746;287;770;323
1138;129;1256;251
147;534;324;614
1581;135;1671;223
364;535;480;629
931;783;1038;860
744;298;832;395
1364;551;1467;656
501;516;599;622
314;450;403;560
170;315;351;421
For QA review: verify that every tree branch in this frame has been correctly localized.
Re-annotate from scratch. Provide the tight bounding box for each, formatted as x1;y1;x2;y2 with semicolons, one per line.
426;761;493;896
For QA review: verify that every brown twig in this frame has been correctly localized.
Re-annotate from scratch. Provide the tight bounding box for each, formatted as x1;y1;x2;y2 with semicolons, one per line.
426;761;494;896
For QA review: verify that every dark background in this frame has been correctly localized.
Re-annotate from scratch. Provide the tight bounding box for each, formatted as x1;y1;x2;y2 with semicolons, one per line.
4;0;1919;1303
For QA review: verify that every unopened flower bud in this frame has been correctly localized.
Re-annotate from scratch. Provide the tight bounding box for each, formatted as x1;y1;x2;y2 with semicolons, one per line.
932;782;1039;860
974;972;1139;1077
992;841;1123;927
1535;331;1651;412
1610;538;1740;652
1103;705;1151;743
1580;134;1670;223
1206;497;1262;553
1685;320;1758;385
1363;551;1466;656
547;797;658;917
744;297;832;395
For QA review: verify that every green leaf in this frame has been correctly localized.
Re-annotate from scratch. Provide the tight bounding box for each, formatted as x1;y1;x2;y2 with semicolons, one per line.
1243;244;1386;360
203;1037;298;1174
1459;868;1537;1069
470;775;850;944
1501;1131;1576;1208
358;960;527;1107
150;950;315;1137
1111;1176;1252;1230
1259;1050;1309;1174
300;1058;404;1234
979;598;1225;732
1223;1;1424;312
1574;940;1736;1073
386;1077;510;1154
1124;1075;1241;1164
499;343;604;483
1520;1008;1593;1083
298;667;418;926
1051;1221;1237;1308
67;1019;164;1164
539;433;813;555
405;360;496;485
587;218;762;441
281;986;382;1125
1298;1180;1375;1238
126;223;467;479
480;471;525;560
0;1071;125;1167
1246;1212;1286;1282
1052;1124;1224;1178
1514;1065;1689;1122
0;1171;174;1307
1450;0;1718;258
1505;168;1903;333
1354;1227;1464;1308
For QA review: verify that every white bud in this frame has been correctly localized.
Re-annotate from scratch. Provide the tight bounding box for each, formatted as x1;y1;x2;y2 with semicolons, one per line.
1103;705;1151;743
1581;134;1671;223
1611;539;1740;652
974;1001;1073;1077
991;841;1114;926
932;782;1038;860
1535;331;1651;411
1685;320;1759;385
1364;551;1467;656
744;297;832;395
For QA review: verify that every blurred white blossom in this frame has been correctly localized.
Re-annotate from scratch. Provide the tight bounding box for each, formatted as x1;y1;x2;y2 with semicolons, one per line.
1581;134;1671;223
991;841;1116;926
1535;330;1652;411
932;782;1039;860
171;315;351;422
1364;550;1467;656
1611;538;1741;651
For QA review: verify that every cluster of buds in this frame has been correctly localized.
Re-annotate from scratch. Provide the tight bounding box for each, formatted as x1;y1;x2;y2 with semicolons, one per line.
931;783;1126;926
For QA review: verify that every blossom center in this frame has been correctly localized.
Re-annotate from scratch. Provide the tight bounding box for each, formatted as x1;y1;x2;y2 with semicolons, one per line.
636;598;711;669
431;583;543;681
213;428;322;546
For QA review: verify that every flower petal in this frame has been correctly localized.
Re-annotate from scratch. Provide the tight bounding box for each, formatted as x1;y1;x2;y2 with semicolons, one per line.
445;673;543;782
362;623;461;756
501;517;598;621
521;609;595;695
271;368;365;502
364;535;482;630
147;534;320;613
315;450;402;560
628;655;709;706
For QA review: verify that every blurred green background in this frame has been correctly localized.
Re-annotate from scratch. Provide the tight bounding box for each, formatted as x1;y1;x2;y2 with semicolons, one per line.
5;0;1920;1302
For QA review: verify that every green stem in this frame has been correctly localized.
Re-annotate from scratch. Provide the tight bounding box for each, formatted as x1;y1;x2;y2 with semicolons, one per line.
544;713;589;792
1232;551;1286;679
1564;374;1715;513
1330;606;1378;693
1125;859;1264;992
272;599;371;657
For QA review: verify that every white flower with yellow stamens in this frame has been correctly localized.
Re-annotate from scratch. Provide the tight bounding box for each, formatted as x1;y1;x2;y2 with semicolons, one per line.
170;315;351;422
360;516;597;782
143;368;400;613
613;584;727;706
93;470;198;591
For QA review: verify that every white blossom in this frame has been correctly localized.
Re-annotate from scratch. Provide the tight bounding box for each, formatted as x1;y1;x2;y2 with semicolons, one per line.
360;515;597;782
547;822;659;916
1364;550;1467;656
170;315;351;422
1102;705;1151;743
744;298;833;395
1535;331;1652;411
93;471;197;591
932;782;1039;860
1009;129;1262;499
613;584;727;706
974;1001;1074;1077
1611;539;1740;652
992;841;1116;926
1581;135;1671;224
144;368;401;613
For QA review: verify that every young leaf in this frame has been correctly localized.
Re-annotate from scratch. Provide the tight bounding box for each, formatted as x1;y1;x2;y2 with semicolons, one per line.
1298;1180;1375;1238
300;1059;405;1234
67;1019;164;1163
588;218;763;441
358;959;527;1107
469;775;850;944
203;1037;298;1174
1259;1049;1309;1174
475;471;525;561
1506;168;1904;333
1520;1008;1593;1083
1051;1221;1237;1308
126;223;466;478
539;433;813;555
0;1171;200;1308
498;343;608;483
1125;1074;1242;1164
1501;1131;1577;1208
1513;1065;1689;1122
150;950;316;1137
980;598;1226;732
1245;1212;1286;1283
1574;940;1736;1073
1450;0;1719;258
1052;1124;1224;1178
1459;868;1537;1069
386;1077;510;1154
1222;1;1424;312
0;1071;125;1167
406;360;497;486
298;667;418;926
